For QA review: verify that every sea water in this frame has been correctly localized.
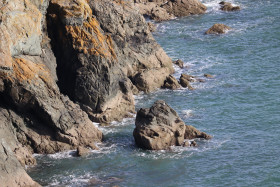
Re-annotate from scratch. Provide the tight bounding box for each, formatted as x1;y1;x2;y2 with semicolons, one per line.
28;0;280;186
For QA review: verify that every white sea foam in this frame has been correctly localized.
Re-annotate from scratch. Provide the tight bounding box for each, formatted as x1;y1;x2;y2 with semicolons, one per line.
135;138;229;160
47;173;99;187
47;150;76;159
182;109;194;118
202;0;242;13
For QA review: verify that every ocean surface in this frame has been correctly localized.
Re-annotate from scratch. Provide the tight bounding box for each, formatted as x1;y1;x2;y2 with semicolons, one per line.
28;0;280;186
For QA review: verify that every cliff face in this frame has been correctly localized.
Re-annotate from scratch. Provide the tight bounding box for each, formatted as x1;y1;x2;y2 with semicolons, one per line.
0;0;173;186
47;0;173;123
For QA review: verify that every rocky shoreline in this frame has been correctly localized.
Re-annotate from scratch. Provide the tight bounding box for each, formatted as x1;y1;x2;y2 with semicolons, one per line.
0;0;239;186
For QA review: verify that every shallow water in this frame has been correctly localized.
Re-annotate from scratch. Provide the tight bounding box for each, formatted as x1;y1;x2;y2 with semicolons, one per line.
28;0;280;186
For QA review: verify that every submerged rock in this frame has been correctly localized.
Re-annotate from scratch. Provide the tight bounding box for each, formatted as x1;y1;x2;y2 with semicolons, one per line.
205;23;232;34
133;100;211;150
220;1;241;11
204;73;214;78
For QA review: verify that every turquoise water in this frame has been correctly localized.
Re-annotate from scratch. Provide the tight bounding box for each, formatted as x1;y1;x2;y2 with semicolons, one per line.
28;0;280;186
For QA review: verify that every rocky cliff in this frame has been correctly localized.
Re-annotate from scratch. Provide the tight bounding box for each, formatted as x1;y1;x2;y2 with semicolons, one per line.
0;0;173;185
0;0;209;185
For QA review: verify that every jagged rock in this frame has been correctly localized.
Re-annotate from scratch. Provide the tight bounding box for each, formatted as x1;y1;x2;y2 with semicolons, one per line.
173;59;184;68
162;75;181;90
205;24;232;34
179;74;195;90
204;73;214;78
162;0;207;17
185;125;212;140
133;100;211;150
220;1;241;11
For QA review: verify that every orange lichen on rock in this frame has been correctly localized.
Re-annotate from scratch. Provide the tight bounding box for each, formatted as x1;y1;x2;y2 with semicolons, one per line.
65;17;116;59
11;58;52;86
52;0;92;21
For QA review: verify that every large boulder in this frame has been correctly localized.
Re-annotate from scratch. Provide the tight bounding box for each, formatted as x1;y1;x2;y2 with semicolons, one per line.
133;100;211;150
205;23;232;34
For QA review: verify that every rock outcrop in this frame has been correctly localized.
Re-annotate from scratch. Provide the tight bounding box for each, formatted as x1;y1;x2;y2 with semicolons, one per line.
0;0;174;185
133;100;211;150
205;23;232;34
220;1;241;11
134;0;207;21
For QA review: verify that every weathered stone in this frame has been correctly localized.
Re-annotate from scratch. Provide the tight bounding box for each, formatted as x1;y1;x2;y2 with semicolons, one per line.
162;75;181;90
133;100;211;150
173;59;184;68
220;1;241;11
205;24;231;34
